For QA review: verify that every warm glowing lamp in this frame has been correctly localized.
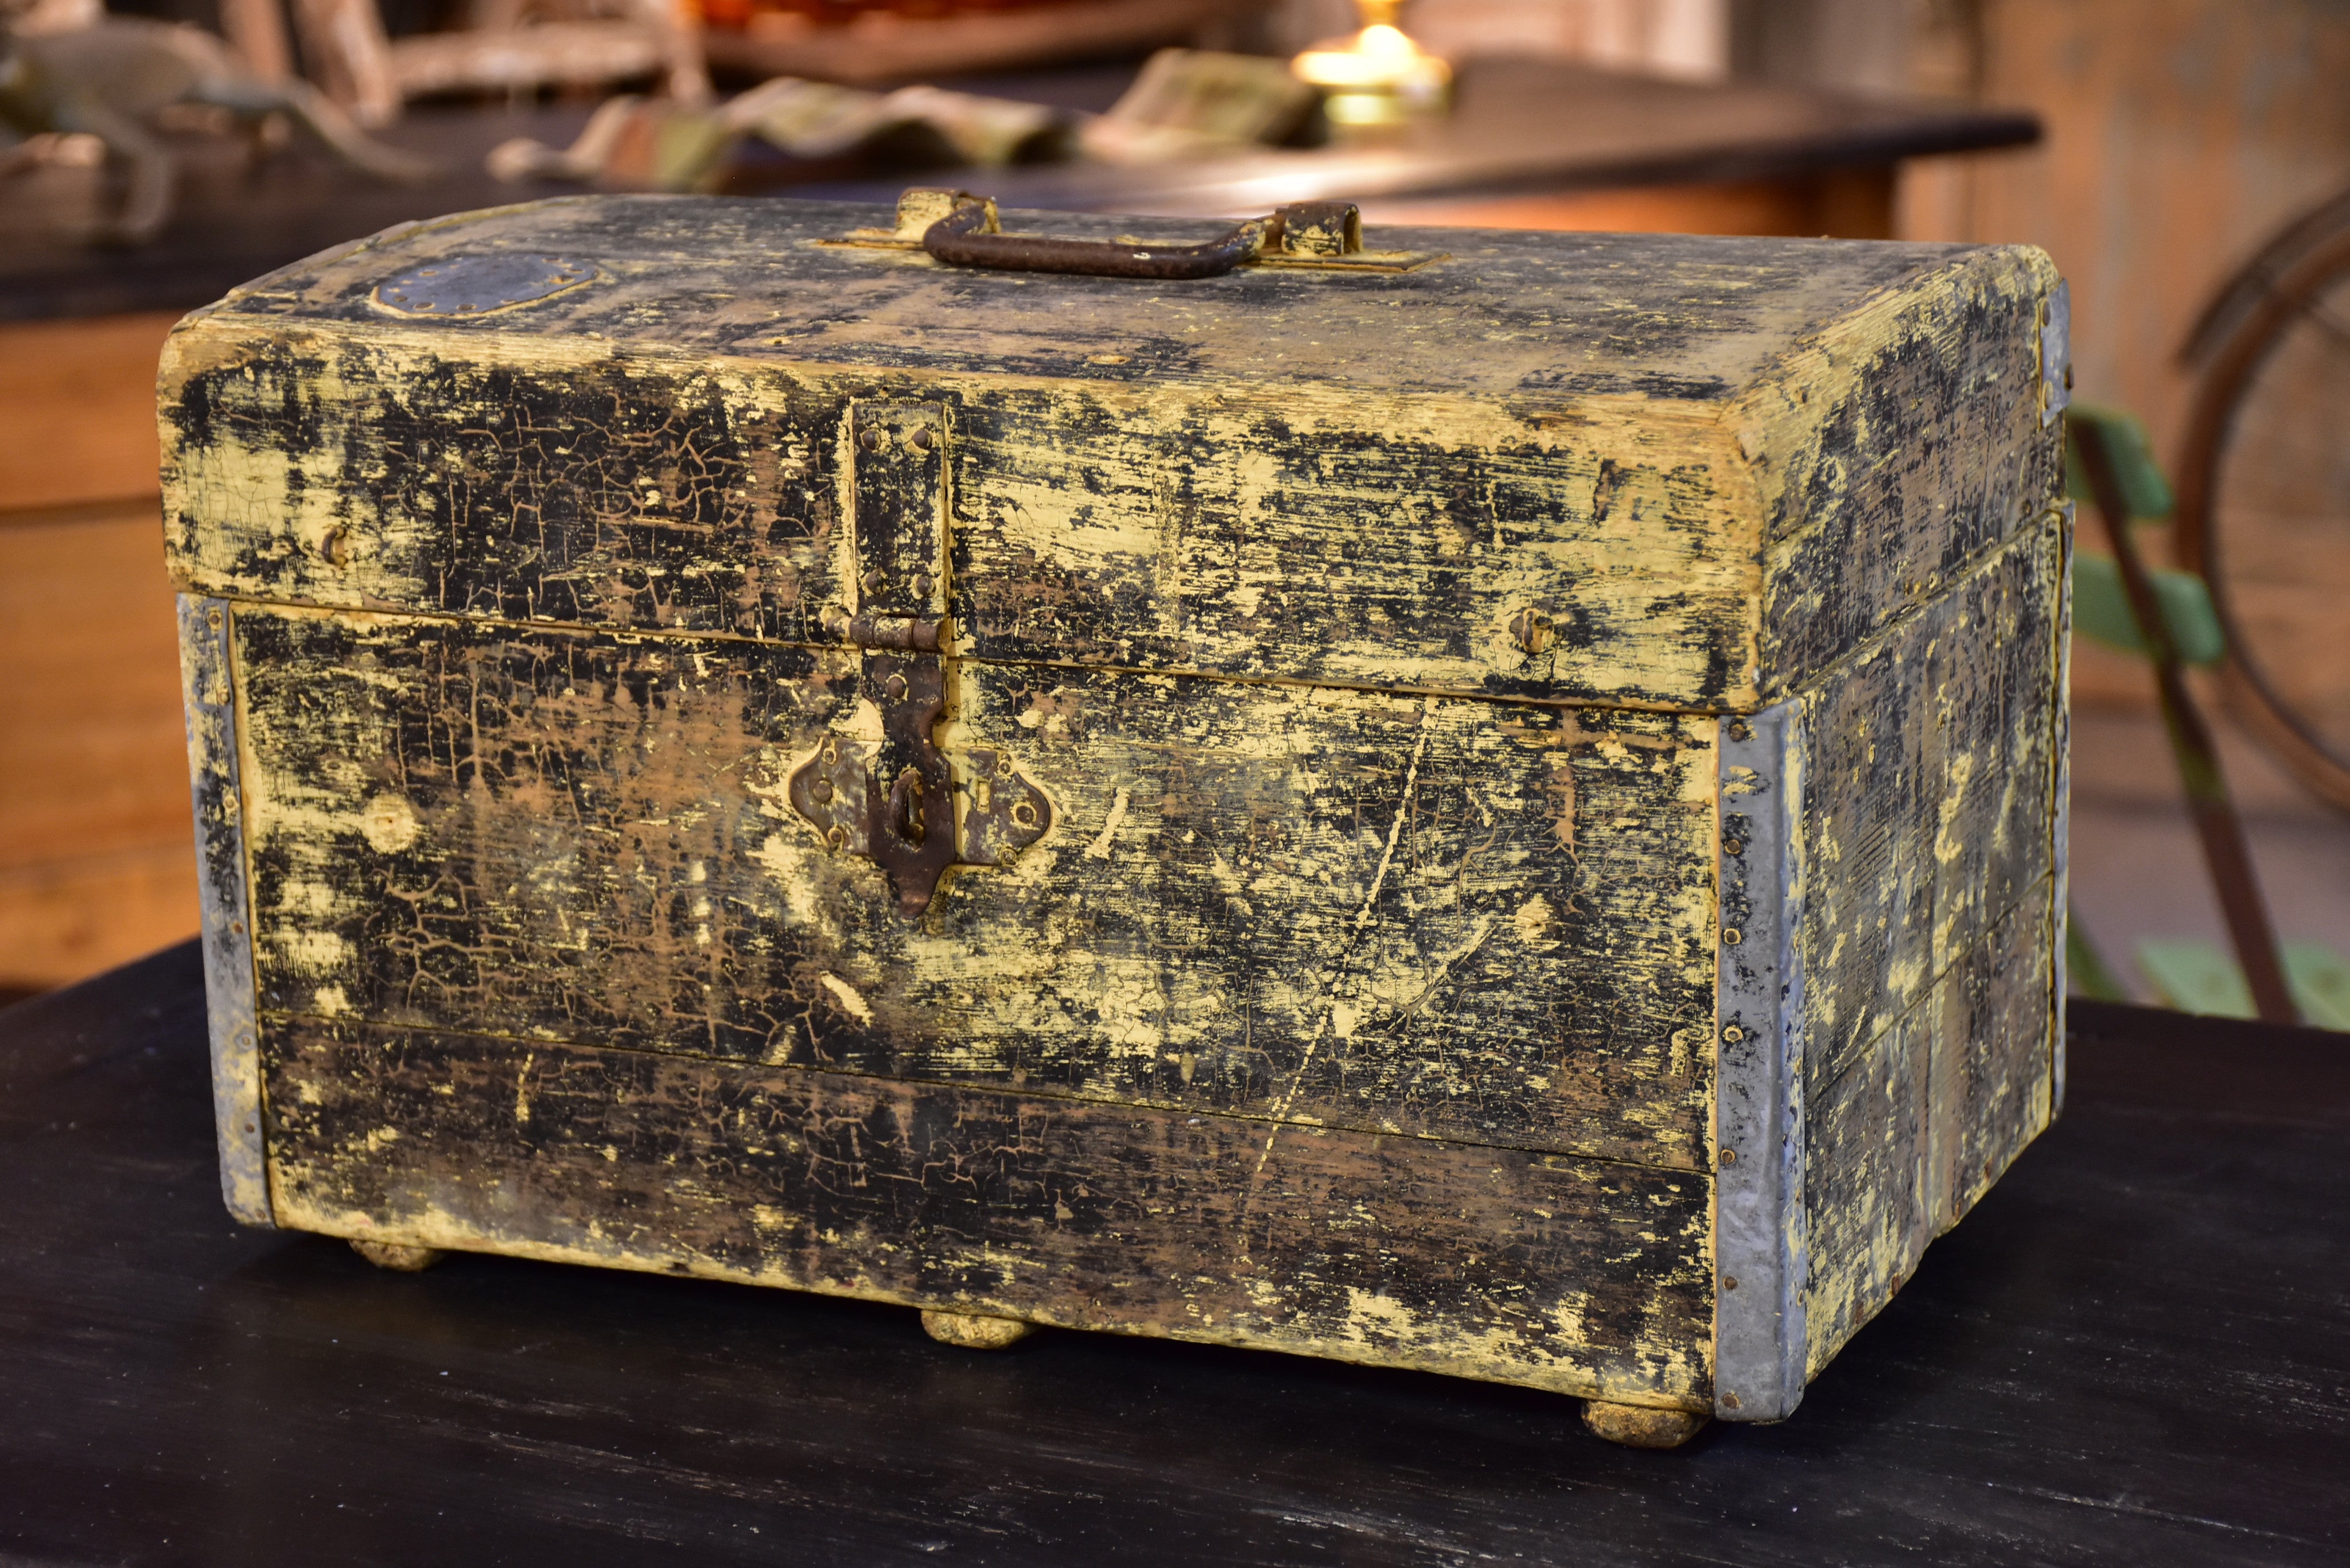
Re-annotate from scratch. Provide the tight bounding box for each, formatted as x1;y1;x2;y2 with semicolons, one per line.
1291;0;1452;129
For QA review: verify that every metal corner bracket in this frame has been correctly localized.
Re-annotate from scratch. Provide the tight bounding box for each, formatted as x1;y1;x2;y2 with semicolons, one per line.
1713;701;1807;1420
178;594;271;1226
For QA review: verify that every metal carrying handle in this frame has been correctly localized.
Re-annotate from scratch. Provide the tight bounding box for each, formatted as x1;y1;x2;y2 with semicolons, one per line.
923;199;1269;280
824;190;1437;278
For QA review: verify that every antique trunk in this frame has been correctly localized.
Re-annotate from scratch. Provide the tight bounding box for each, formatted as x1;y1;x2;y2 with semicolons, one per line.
161;190;2072;1444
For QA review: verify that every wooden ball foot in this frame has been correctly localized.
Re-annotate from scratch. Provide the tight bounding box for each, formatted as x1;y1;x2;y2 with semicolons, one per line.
349;1239;445;1272
920;1309;1034;1349
1581;1399;1709;1449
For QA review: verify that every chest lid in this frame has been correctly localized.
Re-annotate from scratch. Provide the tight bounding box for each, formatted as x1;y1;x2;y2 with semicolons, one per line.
159;190;2064;713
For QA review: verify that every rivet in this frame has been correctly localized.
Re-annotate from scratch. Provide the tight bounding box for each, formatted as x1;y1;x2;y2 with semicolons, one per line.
885;672;909;701
1722;1275;1739;1291
913;572;934;597
826;826;846;849
858;427;882;451
1722;838;1744;856
1719;1147;1738;1165
861;569;888;594
911;426;935;451
206;609;224;631
1722;1391;1742;1411
1729;720;1753;741
1722;927;1742;945
1721;1024;1743;1044
811;779;832;803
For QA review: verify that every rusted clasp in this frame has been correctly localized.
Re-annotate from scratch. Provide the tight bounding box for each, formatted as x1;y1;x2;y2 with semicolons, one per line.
818;189;1446;276
786;401;1053;918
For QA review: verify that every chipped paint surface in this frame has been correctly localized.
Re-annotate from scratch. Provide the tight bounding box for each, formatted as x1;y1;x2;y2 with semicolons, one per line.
1790;519;2067;1375
264;1018;1715;1406
1792;518;2067;1091
161;321;1762;710
159;193;2069;1414
230;604;1720;1168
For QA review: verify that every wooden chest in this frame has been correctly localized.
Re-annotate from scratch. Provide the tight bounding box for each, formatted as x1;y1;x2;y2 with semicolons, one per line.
162;192;2072;1446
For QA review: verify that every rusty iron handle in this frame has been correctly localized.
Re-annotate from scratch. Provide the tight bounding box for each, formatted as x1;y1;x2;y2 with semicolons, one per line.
923;201;1267;281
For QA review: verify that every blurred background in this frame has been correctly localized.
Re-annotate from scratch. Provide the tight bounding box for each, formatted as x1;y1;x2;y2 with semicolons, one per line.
2;0;2345;1020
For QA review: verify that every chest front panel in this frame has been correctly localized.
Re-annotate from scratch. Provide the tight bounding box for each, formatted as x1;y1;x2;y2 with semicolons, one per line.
232;602;1719;1169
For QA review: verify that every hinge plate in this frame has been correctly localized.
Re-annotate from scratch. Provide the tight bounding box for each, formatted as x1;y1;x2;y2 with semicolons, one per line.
788;400;1052;917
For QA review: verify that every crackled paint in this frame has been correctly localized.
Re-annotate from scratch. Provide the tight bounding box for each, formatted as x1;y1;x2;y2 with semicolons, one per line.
160;194;2068;1418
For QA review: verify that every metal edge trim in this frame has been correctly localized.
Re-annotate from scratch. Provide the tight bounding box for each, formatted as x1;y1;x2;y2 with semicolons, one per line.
1713;700;1806;1421
178;594;270;1226
2040;278;2073;427
2049;501;2074;1115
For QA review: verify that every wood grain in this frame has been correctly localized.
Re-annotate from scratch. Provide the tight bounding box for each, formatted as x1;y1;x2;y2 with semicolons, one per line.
157;196;2062;713
232;604;1719;1167
1803;889;2056;1378
1755;242;2064;698
0;312;178;512
0;498;200;988
1792;515;2066;1095
260;1017;1717;1408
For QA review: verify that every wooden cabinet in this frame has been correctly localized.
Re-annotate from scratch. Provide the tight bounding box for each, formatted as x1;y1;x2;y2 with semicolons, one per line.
0;312;199;990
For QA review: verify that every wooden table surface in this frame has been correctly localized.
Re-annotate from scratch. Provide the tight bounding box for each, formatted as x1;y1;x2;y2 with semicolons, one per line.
1;942;2341;1565
792;56;2037;219
0;57;2034;323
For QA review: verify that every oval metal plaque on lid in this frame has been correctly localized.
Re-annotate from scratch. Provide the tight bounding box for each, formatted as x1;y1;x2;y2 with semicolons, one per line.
372;254;598;317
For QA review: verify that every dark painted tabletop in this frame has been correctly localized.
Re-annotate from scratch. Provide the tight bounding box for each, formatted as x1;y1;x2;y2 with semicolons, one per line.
1;57;2034;322
0;941;2342;1565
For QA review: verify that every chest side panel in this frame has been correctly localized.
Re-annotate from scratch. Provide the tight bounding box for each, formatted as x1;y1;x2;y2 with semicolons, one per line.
1792;514;2066;1375
260;1018;1715;1405
160;321;1762;710
1793;515;2065;1091
232;607;1719;1168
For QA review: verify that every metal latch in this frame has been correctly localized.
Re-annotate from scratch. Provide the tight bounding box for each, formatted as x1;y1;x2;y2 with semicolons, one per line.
787;401;1052;918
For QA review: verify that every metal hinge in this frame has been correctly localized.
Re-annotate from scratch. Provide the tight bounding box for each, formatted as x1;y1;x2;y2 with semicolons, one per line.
787;400;1052;918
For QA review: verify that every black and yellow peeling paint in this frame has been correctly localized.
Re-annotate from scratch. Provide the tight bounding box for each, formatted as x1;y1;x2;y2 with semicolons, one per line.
1752;243;2067;695
1793;517;2065;1092
164;193;2069;1421
234;604;1719;1168
264;1020;1718;1407
162;325;1764;710
1789;516;2067;1376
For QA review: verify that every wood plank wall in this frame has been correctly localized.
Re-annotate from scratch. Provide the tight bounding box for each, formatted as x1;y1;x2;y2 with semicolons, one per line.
0;313;199;990
1892;0;2350;716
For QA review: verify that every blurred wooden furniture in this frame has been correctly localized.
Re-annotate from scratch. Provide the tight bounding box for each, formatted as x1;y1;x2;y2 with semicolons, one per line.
0;313;197;991
291;0;709;126
699;0;1256;88
789;55;2037;240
